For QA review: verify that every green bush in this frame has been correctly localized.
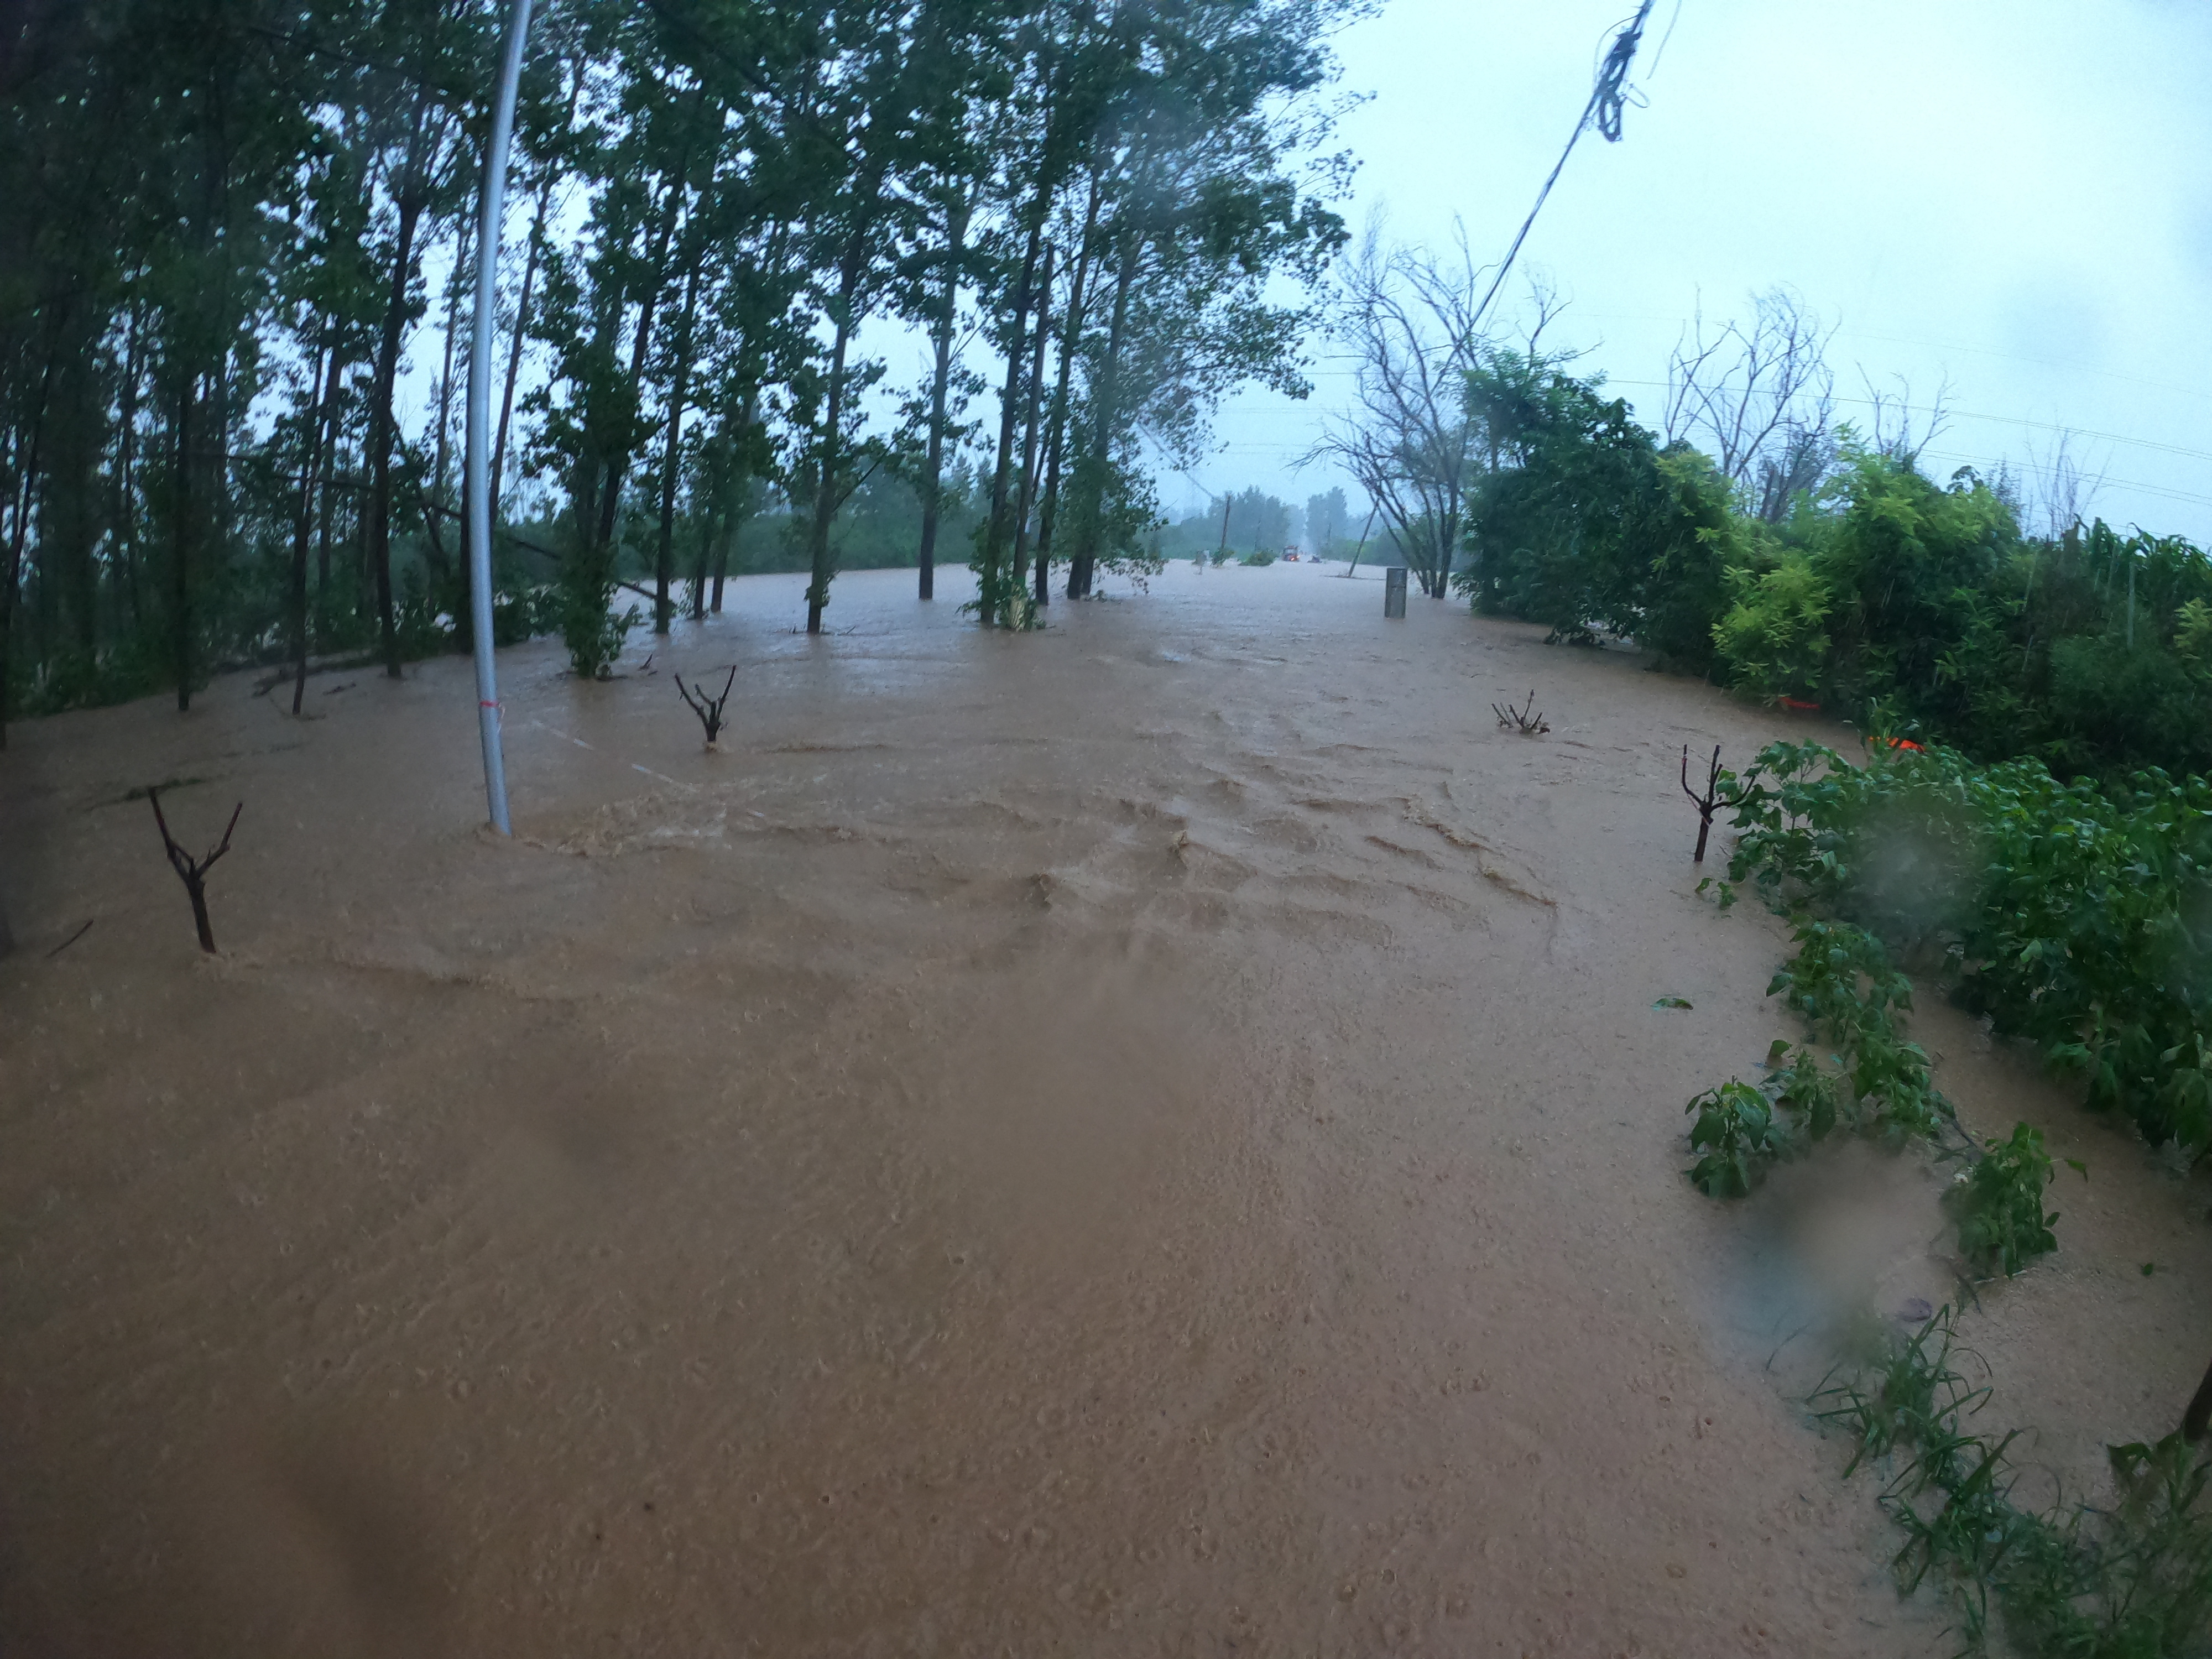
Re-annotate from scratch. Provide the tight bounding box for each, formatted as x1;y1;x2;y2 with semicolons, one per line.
1944;1123;2058;1278
1714;738;2212;1161
1685;1079;1793;1197
1713;545;1829;702
1458;355;1745;671
1459;368;2212;789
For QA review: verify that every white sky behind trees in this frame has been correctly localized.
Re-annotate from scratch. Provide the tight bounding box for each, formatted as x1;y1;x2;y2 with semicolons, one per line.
1171;0;2212;543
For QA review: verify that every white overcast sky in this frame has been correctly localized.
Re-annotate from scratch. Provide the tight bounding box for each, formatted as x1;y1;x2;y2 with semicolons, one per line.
1166;0;2212;541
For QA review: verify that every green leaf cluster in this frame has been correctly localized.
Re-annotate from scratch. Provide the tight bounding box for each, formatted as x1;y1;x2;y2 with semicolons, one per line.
1684;1078;1791;1198
1465;385;2212;790
1719;737;2212;1161
1458;360;1745;673
1944;1123;2058;1280
1683;796;2060;1279
1680;942;1957;1201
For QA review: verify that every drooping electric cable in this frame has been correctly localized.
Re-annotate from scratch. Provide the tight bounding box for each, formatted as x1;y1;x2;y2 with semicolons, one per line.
1644;0;1686;82
1466;0;1661;336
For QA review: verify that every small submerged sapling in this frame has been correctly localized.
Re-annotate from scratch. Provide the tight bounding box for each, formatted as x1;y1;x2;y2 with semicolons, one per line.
676;666;738;752
148;786;243;953
1679;744;1733;863
1492;690;1548;735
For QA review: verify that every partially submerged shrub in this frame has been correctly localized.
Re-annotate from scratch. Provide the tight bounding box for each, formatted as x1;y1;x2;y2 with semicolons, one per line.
1813;1306;2212;1656
1712;736;2212;1162
1685;1080;1792;1197
1683;909;1961;1194
1944;1123;2058;1279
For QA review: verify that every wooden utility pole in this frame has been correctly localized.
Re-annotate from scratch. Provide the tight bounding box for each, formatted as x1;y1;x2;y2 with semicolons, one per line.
1343;505;1379;575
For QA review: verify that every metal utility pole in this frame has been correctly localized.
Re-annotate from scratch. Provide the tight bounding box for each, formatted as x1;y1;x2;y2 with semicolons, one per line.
463;0;533;835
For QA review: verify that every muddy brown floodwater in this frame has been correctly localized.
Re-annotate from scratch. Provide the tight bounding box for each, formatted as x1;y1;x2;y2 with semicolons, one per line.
3;562;2208;1658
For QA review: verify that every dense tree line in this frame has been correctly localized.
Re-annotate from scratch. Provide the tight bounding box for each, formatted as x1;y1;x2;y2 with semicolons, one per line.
1458;347;2212;784
0;0;1350;739
1314;244;2212;785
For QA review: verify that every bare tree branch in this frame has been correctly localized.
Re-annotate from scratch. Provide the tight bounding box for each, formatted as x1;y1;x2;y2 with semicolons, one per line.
1666;286;1839;521
1305;219;1514;599
1858;367;1953;467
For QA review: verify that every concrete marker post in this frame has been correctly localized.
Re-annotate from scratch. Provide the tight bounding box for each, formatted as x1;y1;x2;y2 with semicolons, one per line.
1384;566;1407;618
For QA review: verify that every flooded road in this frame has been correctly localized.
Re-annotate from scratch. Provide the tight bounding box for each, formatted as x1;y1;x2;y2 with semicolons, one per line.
4;561;2203;1656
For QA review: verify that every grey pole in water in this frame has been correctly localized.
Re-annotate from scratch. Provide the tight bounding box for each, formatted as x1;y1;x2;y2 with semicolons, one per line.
464;0;532;835
1344;505;1378;576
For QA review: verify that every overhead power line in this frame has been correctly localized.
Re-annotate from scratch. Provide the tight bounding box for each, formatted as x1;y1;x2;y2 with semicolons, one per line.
1599;379;2212;467
1467;1;1660;334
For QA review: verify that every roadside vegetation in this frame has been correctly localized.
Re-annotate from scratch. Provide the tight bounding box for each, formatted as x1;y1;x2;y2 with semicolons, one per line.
1307;268;2212;1650
1683;728;2212;1226
1666;734;2212;1653
1815;1306;2212;1657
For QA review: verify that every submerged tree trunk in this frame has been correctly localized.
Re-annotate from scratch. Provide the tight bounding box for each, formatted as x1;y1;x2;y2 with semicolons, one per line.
291;333;337;715
48;353;102;663
1071;236;1135;601
980;219;1044;627
1034;184;1099;608
589;175;690;582
687;497;717;621
368;100;436;680
1009;243;1054;606
491;64;578;531
653;258;703;634
805;251;863;635
0;397;47;748
170;375;194;711
916;196;969;603
432;209;472;506
114;307;143;635
314;373;343;608
713;510;740;612
712;389;755;614
492;187;555;533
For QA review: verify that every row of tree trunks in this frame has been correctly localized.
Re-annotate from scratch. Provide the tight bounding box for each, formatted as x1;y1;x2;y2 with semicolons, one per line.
711;387;758;616
588;118;701;596
804;248;864;636
169;373;195;712
805;153;890;638
290;332;339;714
653;257;705;634
1068;228;1135;601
